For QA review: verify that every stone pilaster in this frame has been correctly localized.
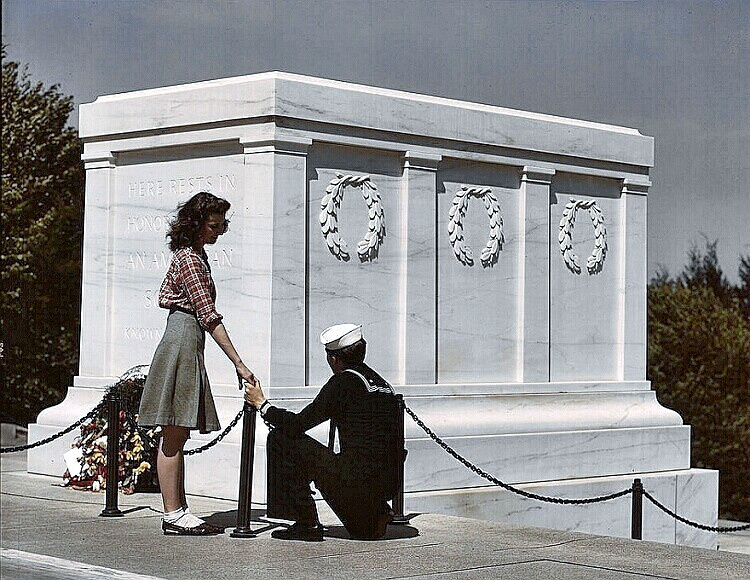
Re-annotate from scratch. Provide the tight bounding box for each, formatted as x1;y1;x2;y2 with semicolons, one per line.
400;151;441;384
519;166;555;382
621;179;650;380
78;153;117;379
239;132;312;388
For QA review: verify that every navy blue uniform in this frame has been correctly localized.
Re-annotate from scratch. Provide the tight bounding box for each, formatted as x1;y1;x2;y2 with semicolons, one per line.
264;364;400;539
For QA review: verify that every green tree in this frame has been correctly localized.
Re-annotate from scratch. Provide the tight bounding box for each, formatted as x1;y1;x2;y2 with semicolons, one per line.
649;244;750;520
738;254;750;319
1;47;84;424
680;237;732;306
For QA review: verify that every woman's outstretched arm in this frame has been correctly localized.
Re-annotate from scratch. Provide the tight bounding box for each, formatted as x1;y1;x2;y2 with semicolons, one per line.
208;321;260;387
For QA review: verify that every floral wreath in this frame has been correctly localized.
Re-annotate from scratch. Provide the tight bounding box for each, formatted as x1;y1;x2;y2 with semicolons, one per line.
558;198;607;274
62;374;159;494
447;186;504;267
319;173;385;262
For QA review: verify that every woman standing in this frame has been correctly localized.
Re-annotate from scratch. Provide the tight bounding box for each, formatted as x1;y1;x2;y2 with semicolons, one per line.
138;191;259;536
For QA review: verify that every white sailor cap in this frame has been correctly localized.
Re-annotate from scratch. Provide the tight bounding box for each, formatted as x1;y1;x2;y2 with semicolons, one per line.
320;323;363;351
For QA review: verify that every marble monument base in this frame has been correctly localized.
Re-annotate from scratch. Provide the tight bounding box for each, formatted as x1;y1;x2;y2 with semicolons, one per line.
27;379;718;549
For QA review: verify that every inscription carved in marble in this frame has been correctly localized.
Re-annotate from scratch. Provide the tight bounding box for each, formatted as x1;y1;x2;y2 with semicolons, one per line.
126;248;234;270
319;173;385;262
143;289;159;308
124;327;162;341
447;186;504;267
126;174;237;199
125;214;171;234
558;198;607;275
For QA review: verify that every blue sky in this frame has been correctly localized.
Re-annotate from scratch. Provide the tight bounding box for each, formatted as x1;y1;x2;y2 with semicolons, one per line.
3;0;748;282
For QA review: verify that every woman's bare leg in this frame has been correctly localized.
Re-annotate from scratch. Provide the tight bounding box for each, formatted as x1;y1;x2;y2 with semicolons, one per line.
158;425;189;513
180;455;187;509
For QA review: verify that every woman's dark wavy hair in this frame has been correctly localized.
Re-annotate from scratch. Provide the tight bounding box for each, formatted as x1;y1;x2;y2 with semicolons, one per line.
167;192;231;251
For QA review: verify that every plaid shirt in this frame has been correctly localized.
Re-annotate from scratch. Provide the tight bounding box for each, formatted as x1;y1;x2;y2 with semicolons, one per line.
158;247;223;331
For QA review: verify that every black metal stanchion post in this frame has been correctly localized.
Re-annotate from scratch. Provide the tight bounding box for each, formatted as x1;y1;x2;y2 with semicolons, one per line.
100;389;124;517
631;478;643;540
391;394;409;525
231;403;257;538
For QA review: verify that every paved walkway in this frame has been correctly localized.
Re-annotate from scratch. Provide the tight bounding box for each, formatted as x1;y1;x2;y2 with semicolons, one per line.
2;446;749;580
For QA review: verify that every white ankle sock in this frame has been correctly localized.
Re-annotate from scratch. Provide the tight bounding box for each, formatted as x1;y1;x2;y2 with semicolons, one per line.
163;507;184;523
163;507;205;528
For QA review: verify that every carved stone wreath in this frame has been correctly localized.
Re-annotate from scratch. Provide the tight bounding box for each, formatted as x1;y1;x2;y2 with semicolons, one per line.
447;186;504;267
558;198;607;274
319;173;385;262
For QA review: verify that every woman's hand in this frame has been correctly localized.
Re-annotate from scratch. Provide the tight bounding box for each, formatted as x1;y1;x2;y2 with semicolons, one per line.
235;363;260;389
244;380;266;409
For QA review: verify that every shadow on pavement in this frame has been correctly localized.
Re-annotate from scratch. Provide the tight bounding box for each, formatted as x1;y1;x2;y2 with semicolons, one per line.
324;524;420;540
203;508;280;534
121;505;162;515
202;509;420;540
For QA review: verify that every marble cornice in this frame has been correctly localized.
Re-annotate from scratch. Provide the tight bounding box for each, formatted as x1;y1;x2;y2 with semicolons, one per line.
79;72;654;167
402;151;442;171
621;178;651;196
77;120;651;186
81;152;116;169
239;130;312;156
521;165;555;185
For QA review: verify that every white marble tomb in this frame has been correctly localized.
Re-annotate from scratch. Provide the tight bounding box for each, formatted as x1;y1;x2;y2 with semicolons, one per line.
27;72;718;548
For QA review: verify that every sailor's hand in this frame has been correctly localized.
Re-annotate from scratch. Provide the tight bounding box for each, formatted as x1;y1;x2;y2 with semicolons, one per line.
244;380;266;409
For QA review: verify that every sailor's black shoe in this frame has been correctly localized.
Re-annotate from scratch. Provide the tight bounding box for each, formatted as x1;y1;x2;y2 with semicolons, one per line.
271;522;324;542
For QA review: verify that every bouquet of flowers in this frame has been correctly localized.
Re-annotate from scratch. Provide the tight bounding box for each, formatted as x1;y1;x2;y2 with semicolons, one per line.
63;376;160;494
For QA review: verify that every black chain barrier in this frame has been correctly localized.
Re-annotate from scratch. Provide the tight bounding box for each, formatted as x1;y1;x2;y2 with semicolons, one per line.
403;403;750;533
403;404;632;505
4;371;748;535
184;407;245;455
114;364;246;456
1;363;244;457
642;490;750;533
121;399;244;456
0;364;150;455
0;399;107;454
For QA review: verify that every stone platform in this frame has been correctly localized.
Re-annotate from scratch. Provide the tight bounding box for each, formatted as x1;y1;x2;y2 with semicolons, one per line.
29;379;718;548
2;449;747;580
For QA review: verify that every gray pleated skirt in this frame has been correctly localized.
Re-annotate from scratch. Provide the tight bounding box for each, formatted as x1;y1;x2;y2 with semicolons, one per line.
138;309;221;433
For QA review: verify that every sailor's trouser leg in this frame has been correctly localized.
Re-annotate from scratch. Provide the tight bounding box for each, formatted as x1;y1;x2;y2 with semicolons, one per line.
266;428;388;538
266;428;333;525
